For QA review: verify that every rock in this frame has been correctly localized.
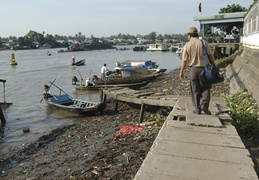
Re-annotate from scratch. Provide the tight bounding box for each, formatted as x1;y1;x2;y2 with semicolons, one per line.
23;128;30;133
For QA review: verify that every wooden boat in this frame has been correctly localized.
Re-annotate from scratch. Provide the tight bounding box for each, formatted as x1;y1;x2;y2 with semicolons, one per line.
72;59;85;66
0;102;13;106
0;79;12;106
94;73;162;85
73;81;150;90
43;82;106;115
115;60;167;74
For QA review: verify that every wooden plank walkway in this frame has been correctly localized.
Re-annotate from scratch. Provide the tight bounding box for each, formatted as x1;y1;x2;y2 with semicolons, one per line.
102;87;179;107
102;88;258;179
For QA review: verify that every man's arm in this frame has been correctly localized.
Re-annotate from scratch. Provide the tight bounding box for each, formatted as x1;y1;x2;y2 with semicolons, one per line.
208;54;217;67
179;60;188;79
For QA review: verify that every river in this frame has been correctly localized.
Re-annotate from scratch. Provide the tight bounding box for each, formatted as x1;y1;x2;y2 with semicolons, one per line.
0;46;181;153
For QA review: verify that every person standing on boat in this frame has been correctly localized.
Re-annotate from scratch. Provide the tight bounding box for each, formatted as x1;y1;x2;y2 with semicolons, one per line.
179;27;217;115
85;77;95;86
101;64;108;80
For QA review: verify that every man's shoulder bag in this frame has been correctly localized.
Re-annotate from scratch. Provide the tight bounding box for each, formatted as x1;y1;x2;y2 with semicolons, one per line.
200;40;224;84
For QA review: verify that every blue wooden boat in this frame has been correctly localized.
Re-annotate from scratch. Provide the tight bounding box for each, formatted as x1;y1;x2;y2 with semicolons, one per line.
44;94;106;115
43;82;105;115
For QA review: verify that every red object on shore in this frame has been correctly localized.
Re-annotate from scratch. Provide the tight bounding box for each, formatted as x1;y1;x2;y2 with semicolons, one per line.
111;125;144;143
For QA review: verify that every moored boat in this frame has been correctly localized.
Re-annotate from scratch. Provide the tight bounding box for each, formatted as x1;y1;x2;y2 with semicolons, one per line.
0;79;12;107
89;60;164;85
73;81;150;90
43;82;106;115
94;72;162;85
115;60;166;74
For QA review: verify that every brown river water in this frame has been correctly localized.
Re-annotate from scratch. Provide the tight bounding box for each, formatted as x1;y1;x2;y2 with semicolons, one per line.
0;46;181;153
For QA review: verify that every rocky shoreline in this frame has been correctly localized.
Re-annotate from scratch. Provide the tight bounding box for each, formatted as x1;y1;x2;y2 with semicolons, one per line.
0;68;258;179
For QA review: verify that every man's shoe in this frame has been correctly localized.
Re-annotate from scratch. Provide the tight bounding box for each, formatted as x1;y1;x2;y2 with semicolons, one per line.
202;108;211;115
193;109;201;114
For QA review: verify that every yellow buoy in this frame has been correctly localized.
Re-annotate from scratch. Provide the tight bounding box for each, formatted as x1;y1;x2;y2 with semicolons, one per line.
10;53;17;65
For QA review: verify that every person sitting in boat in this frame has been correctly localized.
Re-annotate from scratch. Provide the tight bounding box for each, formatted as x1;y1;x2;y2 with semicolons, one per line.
43;84;52;98
85;77;95;86
101;64;108;80
71;56;75;65
72;76;78;84
92;75;99;81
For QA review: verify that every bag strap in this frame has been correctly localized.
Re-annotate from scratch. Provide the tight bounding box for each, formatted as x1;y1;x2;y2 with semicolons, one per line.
200;39;207;66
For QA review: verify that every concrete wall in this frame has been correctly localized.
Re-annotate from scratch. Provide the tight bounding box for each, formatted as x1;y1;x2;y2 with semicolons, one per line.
226;46;259;104
242;1;259;48
226;1;259;104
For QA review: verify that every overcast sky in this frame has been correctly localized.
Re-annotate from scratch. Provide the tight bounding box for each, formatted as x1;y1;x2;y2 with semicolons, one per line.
0;0;253;38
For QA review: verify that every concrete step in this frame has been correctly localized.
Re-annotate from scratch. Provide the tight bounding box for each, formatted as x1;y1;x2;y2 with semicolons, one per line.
134;97;258;180
134;120;257;180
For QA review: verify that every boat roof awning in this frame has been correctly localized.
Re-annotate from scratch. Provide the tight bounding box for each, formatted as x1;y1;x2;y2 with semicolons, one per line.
194;12;246;25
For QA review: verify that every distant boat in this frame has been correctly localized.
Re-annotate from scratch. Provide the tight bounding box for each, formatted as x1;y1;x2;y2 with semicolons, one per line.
39;43;52;49
47;50;51;56
176;48;182;56
116;47;130;50
168;45;179;52
146;44;169;51
72;59;85;66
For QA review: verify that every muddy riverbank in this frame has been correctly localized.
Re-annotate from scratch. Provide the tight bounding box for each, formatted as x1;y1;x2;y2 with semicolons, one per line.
1;68;258;179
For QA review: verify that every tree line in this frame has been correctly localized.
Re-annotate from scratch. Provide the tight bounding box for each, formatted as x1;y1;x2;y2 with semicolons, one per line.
0;30;187;49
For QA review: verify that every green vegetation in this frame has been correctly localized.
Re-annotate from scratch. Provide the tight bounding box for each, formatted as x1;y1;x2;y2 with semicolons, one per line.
216;4;248;35
225;89;259;138
202;3;248;43
219;4;248;13
215;48;259;138
148;114;167;127
215;50;241;68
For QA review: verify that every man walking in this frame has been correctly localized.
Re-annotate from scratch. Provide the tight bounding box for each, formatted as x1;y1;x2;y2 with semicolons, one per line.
180;27;217;115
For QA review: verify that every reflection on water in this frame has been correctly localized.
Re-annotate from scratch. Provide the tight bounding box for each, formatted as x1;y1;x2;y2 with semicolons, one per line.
0;46;181;152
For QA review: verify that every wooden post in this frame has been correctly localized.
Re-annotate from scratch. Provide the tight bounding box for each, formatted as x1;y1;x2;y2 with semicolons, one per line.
115;99;118;111
0;106;6;127
99;89;103;102
139;103;145;124
100;89;107;102
103;94;107;103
